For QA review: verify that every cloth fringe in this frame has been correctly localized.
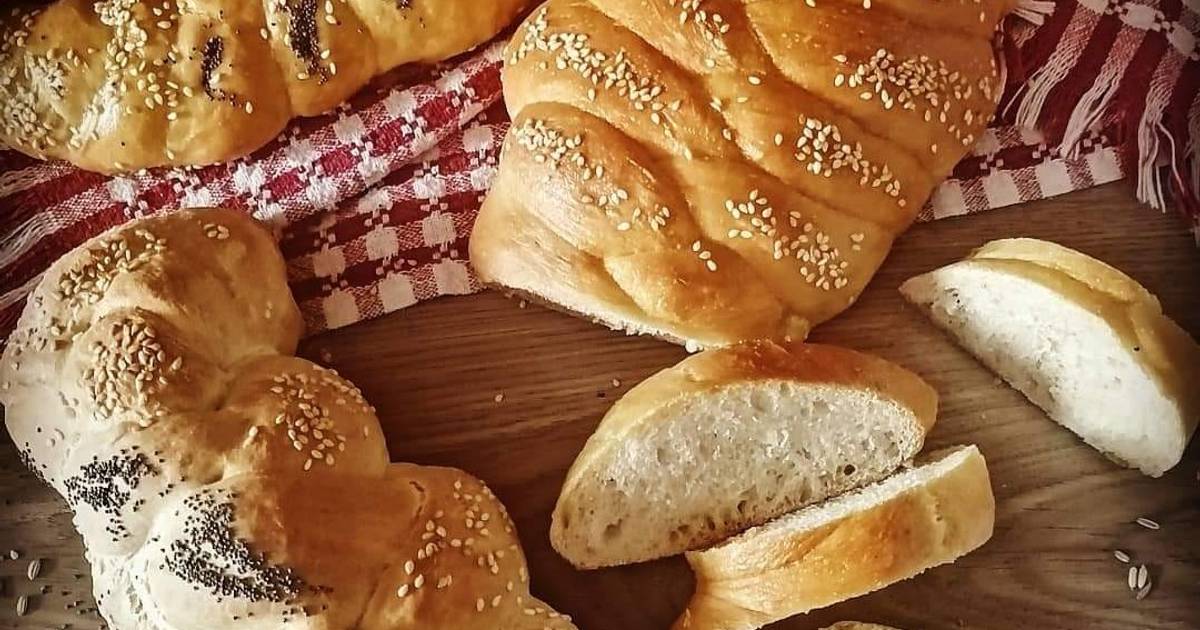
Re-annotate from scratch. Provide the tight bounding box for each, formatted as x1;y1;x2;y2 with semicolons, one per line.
1002;0;1199;236
1014;0;1057;25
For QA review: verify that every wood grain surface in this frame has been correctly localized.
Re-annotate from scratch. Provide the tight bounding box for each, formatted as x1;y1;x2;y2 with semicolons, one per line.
1;182;1198;630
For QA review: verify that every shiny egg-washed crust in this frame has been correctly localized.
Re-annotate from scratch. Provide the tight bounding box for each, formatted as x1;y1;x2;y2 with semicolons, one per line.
0;210;575;630
675;446;994;630
471;0;1015;348
0;0;528;173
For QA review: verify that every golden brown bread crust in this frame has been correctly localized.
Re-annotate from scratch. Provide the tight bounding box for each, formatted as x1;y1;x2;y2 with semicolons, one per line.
675;446;995;630
471;0;1015;347
0;0;528;173
0;209;574;630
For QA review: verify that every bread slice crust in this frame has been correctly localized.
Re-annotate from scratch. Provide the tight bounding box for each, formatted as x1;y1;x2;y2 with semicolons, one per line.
675;445;994;630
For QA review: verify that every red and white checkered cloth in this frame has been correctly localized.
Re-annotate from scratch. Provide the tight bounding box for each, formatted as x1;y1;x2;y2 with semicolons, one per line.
1;0;1196;343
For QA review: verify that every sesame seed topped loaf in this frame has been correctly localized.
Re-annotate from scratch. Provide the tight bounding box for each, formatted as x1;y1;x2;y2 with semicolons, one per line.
0;0;529;173
901;238;1200;477
551;341;938;569
470;0;1016;348
0;209;576;630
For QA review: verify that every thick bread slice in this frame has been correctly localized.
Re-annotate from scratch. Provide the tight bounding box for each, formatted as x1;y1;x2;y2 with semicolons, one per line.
900;238;1200;476
550;341;937;569
675;445;994;630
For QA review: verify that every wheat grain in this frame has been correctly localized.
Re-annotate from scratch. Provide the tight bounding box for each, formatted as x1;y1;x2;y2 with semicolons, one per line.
26;558;41;581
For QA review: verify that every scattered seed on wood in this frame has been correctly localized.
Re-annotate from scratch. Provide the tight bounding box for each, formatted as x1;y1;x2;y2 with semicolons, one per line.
27;558;41;581
16;595;28;616
1113;549;1130;563
1135;517;1160;530
8;549;19;560
494;393;504;403
1127;566;1138;590
611;378;621;388
1136;565;1149;589
1135;579;1153;600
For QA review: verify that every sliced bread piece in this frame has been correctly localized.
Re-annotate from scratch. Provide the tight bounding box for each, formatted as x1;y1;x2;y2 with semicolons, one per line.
674;445;994;630
550;341;938;569
901;238;1200;476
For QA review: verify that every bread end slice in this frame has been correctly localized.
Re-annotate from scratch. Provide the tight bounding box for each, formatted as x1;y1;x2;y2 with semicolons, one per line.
674;445;994;630
900;240;1200;476
551;341;937;569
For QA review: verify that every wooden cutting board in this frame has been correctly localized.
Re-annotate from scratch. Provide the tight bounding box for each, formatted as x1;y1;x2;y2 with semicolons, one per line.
1;182;1197;630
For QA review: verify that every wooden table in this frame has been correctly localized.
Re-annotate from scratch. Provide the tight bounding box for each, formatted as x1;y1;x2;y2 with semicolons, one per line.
1;182;1198;630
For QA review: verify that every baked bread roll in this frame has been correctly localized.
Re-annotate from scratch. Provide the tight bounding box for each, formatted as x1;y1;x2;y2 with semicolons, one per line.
551;341;937;568
0;0;528;173
675;445;995;630
900;238;1200;477
0;209;575;630
471;0;1015;348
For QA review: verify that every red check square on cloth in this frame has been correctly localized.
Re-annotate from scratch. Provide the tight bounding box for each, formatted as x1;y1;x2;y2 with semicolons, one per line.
0;0;1197;343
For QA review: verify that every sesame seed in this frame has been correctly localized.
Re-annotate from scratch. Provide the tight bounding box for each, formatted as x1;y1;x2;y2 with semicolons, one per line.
1135;517;1160;530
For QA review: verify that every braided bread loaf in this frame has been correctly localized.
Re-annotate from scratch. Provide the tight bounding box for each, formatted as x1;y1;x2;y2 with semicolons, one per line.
0;0;527;173
471;0;1014;348
0;209;576;630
